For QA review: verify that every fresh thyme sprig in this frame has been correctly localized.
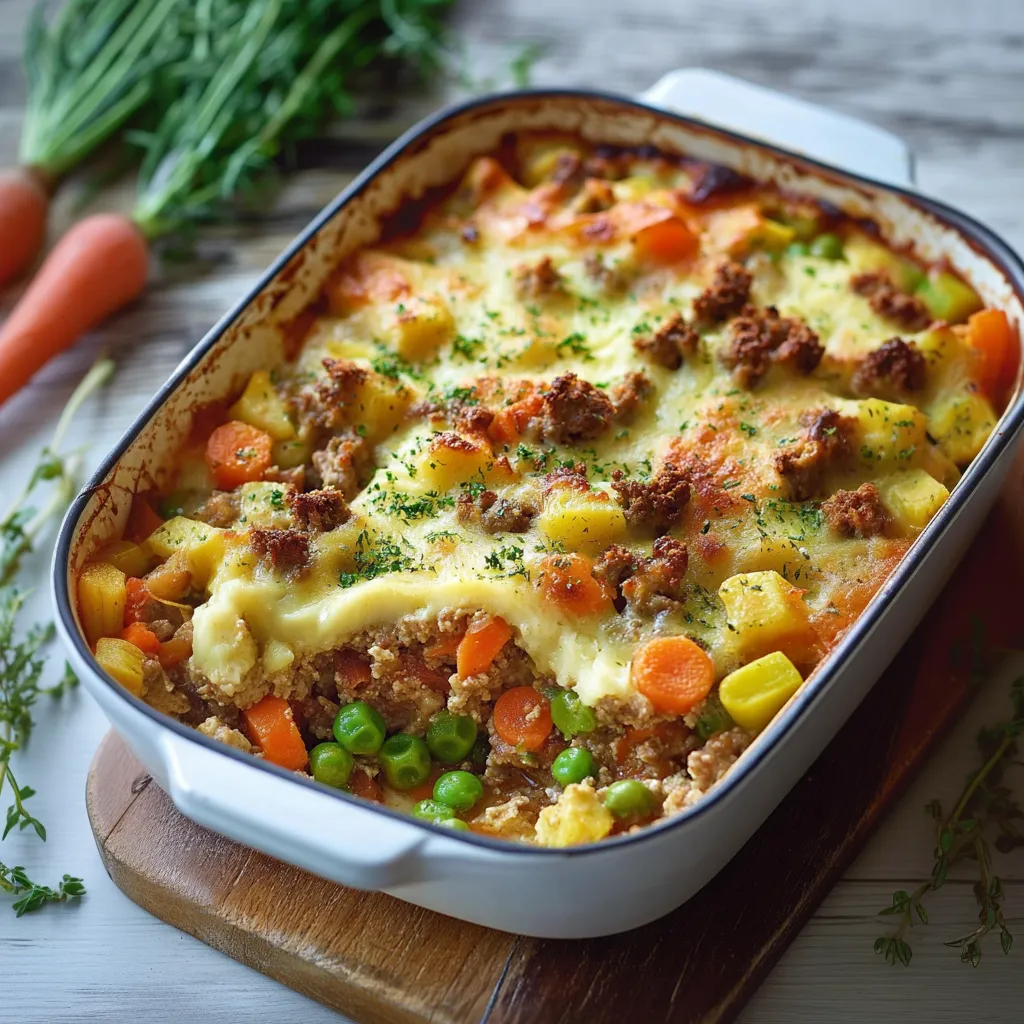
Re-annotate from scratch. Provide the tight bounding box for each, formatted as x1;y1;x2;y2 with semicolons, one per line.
874;674;1023;967
0;357;114;917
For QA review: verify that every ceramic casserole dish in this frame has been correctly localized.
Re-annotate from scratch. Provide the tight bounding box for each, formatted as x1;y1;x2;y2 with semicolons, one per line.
53;69;1024;938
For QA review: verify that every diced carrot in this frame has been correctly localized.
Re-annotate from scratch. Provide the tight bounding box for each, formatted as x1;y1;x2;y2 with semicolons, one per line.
488;393;544;447
424;634;463;662
631;636;715;715
492;686;552;751
242;695;308;771
125;495;164;544
334;649;373;689
536;553;613;617
120;622;161;656
633;216;699;266
966;309;1017;399
158;635;192;669
205;420;274;490
398;654;450;693
349;769;383;803
457;616;513;680
123;577;150;625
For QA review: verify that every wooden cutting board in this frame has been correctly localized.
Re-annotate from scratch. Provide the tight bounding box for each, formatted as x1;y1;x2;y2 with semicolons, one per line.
86;444;1024;1024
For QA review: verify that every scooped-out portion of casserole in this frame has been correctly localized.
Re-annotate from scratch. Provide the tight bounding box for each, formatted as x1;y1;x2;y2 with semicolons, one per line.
76;133;1017;845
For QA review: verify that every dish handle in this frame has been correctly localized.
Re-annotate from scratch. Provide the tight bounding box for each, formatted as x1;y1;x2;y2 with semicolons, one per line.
641;67;914;188
162;733;426;890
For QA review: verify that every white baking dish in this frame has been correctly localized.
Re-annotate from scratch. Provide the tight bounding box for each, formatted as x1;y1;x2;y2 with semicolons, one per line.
53;69;1024;938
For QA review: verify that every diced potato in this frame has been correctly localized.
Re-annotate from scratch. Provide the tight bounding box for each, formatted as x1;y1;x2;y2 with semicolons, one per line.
877;470;950;534
263;638;295;675
538;491;628;554
235;481;294;530
612;175;656;202
95;540;153;579
95;637;146;697
718;570;814;662
389;294;455;361
854;398;928;464
705;205;794;257
78;562;127;645
534;782;614;848
146;517;226;588
926;390;997;465
271;438;311;469
415;435;514;492
228;370;295;441
351;371;414;443
844;231;924;293
719;651;803;732
915;271;982;325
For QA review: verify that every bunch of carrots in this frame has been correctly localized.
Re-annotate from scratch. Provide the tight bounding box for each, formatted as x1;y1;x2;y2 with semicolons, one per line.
0;0;454;406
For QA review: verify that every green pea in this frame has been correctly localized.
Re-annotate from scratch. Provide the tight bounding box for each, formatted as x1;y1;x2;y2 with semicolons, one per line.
333;700;386;755
785;241;810;257
309;742;353;789
550;689;597;740
433;770;484;812
437;817;470;832
412;799;456;823
378;733;432;790
603;779;655;818
808;232;844;260
471;734;491;766
695;696;734;741
551;747;597;786
426;711;478;764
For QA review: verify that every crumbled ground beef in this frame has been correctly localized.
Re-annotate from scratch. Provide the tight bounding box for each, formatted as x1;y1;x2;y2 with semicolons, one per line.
592;545;639;595
723;306;823;388
611;462;690;533
633;314;699;371
544;461;590;492
692;260;753;323
850;271;931;331
851;336;927;397
514;256;564;300
250;528;310;572
621;537;689;614
310;431;369;498
457;489;537;534
540;372;615;445
610;371;653;422
773;408;854;500
288;487;350;532
193;491;239;528
304;358;369;431
822;482;888;537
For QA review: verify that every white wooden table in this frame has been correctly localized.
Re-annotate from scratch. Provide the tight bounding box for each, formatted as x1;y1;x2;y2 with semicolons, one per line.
2;0;1023;1020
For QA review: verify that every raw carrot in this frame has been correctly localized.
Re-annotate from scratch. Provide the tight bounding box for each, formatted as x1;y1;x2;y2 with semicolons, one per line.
120;621;161;656
966;309;1017;398
205;420;274;490
457;615;513;679
631;636;715;716
633;216;699;266
0;167;49;286
492;686;553;751
158;635;192;669
242;695;308;771
536;553;613;617
334;649;373;689
0;214;148;406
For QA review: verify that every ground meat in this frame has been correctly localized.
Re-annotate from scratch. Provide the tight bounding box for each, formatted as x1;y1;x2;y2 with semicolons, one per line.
686;727;752;791
773;408;854;500
513;256;564;300
147;619;177;643
540;372;615;445
611;462;690;533
633;314;699;371
723;306;823;387
193;491;239;528
310;431;369;498
851;336;927;397
198;716;253;754
287;487;350;532
249;528;310;572
457;489;537;534
471;793;537;841
454;404;495;438
822;482;888;538
544;461;590;492
263;465;306;490
621;536;689;613
292;695;340;742
850;271;931;331
692;260;753;323
610;371;653;422
306;358;369;431
592;545;640;595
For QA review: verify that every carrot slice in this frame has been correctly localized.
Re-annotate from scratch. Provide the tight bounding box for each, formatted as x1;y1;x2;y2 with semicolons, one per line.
205;420;274;490
631;636;715;716
158;635;192;669
120;622;161;656
242;695;308;771
536;553;613;617
457;616;513;679
633;216;699;266
492;686;552;751
966;309;1017;398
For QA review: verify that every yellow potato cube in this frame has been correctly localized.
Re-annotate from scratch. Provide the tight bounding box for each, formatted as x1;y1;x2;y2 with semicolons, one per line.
95;637;146;697
719;651;803;732
271;438;311;469
538;491;628;554
146;517;226;588
926;390;997;465
235;481;295;530
95;540;153;579
350;371;414;443
78;562;127;645
389;294;455;361
855;398;928;465
877;470;950;534
718;570;814;662
534;782;614;848
228;370;295;441
415;434;513;492
262;638;295;675
844;231;924;293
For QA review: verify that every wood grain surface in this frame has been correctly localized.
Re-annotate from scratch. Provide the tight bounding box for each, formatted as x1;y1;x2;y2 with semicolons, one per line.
85;442;1024;1024
4;1;1024;1022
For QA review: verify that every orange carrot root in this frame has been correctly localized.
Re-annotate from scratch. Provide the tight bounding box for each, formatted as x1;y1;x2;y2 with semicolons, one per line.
0;212;148;406
0;166;49;287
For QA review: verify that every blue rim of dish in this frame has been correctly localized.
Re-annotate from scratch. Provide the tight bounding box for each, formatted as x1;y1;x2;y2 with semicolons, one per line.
52;87;1024;857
